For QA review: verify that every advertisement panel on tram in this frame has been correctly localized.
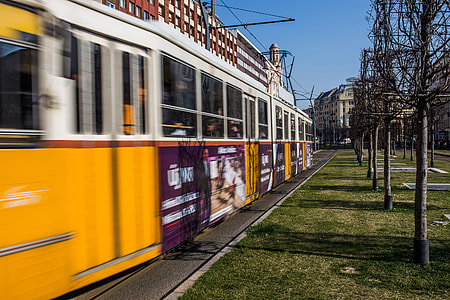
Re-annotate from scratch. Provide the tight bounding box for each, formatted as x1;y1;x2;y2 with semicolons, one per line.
159;144;246;252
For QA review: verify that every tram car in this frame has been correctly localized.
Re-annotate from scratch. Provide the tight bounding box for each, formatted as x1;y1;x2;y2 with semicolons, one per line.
0;0;313;298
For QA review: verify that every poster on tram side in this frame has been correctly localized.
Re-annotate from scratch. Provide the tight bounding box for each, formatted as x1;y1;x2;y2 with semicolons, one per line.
259;143;273;194
206;144;246;223
306;143;313;168
297;142;304;172
291;143;298;177
272;142;285;187
158;143;246;252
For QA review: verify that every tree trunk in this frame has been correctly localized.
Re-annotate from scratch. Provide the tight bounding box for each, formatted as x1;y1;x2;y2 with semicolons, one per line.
430;119;435;167
414;101;429;265
392;139;396;156
403;126;407;159
360;133;364;166
368;131;373;178
372;125;379;191
410;133;414;161
384;118;392;210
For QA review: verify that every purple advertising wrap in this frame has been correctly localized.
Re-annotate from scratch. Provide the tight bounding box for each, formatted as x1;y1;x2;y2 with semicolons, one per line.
159;143;246;252
298;142;304;171
272;142;285;187
259;144;273;194
290;143;298;177
306;143;313;168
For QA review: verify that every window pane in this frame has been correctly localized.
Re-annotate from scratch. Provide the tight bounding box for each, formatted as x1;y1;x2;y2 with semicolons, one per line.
290;113;295;141
284;112;289;140
258;98;267;125
162;108;196;137
162;55;196;110
68;36;82;133
138;55;147;134
122;52;134;134
259;124;268;139
0;43;38;131
228;120;242;138
226;85;241;119
201;73;222;114
276;106;282;140
258;99;268;139
92;43;103;134
298;118;303;140
203;115;223;138
249;99;255;139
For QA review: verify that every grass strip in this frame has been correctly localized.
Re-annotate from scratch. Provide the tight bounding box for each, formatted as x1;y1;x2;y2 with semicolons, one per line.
181;150;450;300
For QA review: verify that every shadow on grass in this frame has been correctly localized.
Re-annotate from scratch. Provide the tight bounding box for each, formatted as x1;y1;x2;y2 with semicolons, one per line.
305;184;378;193
242;223;450;264
288;198;445;212
285;198;385;210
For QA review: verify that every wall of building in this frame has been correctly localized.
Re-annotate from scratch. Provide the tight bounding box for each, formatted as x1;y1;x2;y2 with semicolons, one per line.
314;84;354;143
97;0;281;94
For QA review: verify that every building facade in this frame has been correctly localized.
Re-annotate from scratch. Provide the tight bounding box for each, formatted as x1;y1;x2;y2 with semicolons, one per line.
97;0;237;65
314;84;354;144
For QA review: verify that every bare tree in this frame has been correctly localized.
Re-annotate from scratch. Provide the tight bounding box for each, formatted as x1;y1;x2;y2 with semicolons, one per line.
369;0;450;264
353;49;384;190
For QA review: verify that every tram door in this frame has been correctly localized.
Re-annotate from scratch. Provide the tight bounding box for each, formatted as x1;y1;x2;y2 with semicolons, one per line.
112;44;160;258
245;95;259;203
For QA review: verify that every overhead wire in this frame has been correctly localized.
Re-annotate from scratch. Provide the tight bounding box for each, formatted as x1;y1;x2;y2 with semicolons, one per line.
217;0;268;51
205;2;293;20
215;1;314;102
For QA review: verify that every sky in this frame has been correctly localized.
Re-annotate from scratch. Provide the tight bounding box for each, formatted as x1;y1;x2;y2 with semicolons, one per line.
212;0;372;109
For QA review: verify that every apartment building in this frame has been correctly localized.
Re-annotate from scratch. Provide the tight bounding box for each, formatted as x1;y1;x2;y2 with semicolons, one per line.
314;84;354;143
98;0;237;64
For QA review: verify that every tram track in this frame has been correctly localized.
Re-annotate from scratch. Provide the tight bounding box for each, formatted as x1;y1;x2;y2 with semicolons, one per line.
69;150;338;300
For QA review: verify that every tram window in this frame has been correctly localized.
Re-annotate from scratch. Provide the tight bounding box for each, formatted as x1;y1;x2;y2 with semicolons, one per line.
138;55;147;134
258;99;268;140
290;113;295;141
161;55;196;136
162;55;195;110
275;106;283;140
68;36;82;133
226;84;242;139
201;73;224;138
122;52;134;135
201;73;222;114
247;97;255;139
298;117;304;141
203;115;223;138
284;112;289;140
306;123;313;141
162;108;196;137
0;41;40;145
92;43;103;134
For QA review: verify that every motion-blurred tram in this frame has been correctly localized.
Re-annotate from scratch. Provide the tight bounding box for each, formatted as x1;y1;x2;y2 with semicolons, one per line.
0;0;313;298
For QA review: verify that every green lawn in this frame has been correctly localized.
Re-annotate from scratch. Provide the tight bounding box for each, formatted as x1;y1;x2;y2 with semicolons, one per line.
181;150;450;300
430;149;450;157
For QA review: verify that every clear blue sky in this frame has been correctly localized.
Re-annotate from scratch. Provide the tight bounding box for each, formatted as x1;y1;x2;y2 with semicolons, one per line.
213;0;372;109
